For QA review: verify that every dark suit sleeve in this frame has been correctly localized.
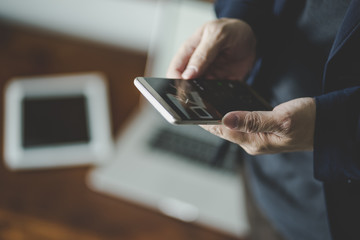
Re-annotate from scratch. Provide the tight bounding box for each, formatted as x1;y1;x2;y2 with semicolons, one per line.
314;86;360;182
214;0;275;54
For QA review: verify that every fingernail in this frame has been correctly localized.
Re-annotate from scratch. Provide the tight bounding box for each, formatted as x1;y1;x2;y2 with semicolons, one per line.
223;113;239;129
182;66;198;79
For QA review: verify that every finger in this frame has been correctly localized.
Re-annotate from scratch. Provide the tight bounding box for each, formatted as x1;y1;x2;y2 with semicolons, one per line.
182;29;222;79
200;124;255;148
166;27;204;79
201;124;284;155
222;111;288;134
201;124;252;145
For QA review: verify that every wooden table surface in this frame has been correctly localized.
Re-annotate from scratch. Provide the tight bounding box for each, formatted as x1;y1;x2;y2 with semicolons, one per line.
0;22;242;240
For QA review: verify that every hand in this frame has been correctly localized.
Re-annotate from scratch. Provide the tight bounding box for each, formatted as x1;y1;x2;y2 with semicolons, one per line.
201;98;316;155
166;18;257;80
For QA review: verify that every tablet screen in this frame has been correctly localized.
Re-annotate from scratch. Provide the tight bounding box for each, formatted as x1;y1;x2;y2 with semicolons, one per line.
22;95;90;148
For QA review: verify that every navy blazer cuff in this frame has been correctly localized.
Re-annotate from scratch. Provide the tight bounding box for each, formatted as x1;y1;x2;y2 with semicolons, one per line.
314;86;360;183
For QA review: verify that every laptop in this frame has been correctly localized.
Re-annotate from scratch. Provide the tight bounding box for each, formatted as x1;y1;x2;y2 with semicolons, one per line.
87;0;249;237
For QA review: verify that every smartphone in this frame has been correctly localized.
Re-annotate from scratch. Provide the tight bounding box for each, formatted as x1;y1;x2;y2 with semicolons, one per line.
134;77;272;125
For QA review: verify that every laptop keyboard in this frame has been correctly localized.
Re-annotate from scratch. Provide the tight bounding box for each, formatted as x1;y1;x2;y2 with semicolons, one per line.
148;128;239;173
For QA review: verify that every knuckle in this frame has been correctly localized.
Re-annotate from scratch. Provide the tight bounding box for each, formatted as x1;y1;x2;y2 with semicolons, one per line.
207;125;225;138
193;52;208;62
213;126;225;138
206;19;222;31
244;112;262;133
182;40;196;54
243;145;261;155
241;134;273;155
279;114;293;134
248;144;264;155
205;20;227;40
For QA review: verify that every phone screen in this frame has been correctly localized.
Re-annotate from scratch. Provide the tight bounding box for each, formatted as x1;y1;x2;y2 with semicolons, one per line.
143;78;271;122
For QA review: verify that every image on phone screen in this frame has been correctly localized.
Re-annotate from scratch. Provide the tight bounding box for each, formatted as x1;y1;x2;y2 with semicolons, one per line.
134;77;272;124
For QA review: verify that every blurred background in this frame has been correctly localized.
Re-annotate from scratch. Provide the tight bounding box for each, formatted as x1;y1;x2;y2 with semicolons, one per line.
0;0;249;239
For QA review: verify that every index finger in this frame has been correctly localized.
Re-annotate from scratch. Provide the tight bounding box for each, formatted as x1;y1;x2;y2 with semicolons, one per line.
166;27;204;78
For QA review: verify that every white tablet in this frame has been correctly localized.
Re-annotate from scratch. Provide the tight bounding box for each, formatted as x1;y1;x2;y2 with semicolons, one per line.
4;72;113;170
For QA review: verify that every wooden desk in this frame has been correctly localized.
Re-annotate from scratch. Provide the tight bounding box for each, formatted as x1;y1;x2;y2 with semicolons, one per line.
0;22;242;240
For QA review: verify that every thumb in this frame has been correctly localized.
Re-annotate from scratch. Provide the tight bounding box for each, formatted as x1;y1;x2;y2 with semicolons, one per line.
182;34;220;79
223;111;284;133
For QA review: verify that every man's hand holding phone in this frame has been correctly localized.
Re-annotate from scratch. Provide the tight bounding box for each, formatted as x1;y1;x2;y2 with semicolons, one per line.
201;97;316;155
165;18;317;155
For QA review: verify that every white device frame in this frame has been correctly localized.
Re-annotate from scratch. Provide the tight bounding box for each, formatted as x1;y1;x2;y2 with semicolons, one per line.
4;72;113;170
134;77;222;125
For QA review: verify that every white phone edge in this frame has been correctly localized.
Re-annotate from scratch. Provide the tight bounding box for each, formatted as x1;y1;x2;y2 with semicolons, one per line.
134;77;221;125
